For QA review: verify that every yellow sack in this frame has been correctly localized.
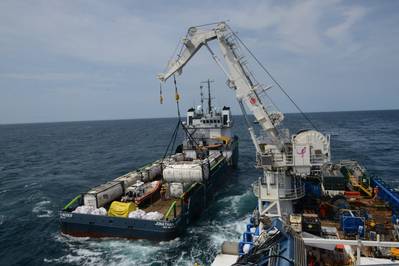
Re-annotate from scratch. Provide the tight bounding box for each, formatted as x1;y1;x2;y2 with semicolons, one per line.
391;247;399;258
108;201;136;217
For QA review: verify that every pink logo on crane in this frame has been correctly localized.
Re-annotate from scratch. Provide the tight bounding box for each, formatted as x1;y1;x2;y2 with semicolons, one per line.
297;147;307;158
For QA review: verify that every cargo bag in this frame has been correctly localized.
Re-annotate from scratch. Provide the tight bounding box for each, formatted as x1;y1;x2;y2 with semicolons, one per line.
108;201;136;217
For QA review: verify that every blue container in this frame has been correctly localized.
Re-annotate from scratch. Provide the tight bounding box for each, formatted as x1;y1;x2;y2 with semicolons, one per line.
340;213;365;235
304;180;321;198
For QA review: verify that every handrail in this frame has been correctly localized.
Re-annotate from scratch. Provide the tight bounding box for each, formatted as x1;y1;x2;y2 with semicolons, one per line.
182;182;199;196
63;195;81;210
164;182;201;220
210;156;225;171
252;181;305;200
164;200;177;220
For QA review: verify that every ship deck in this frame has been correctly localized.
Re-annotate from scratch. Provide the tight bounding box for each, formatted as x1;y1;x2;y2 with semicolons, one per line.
301;195;397;264
304;196;394;238
142;198;182;219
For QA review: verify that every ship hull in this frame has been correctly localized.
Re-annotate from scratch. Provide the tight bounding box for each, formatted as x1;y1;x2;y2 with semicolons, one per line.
60;212;185;241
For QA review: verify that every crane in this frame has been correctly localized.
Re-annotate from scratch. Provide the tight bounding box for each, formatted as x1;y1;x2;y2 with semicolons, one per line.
158;22;330;222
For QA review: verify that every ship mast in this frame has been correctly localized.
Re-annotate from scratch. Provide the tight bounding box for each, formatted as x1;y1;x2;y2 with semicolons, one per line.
201;79;214;114
199;84;204;113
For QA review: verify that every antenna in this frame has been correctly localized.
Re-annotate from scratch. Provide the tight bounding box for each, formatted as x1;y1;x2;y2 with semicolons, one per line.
200;79;214;114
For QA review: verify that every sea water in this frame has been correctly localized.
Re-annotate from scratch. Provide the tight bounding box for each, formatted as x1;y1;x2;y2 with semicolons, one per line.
0;110;398;265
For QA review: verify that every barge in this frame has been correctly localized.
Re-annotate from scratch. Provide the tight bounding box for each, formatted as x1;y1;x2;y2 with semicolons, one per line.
59;83;238;241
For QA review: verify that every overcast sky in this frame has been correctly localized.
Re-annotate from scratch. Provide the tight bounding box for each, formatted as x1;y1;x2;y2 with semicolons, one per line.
0;0;398;124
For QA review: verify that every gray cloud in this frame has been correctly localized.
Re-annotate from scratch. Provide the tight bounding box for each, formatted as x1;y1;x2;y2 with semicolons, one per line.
0;0;397;124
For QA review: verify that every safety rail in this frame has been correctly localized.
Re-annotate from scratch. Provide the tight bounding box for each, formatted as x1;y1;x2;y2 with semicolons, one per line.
164;200;177;220
281;184;306;200
310;154;325;164
210;156;225;171
373;178;399;213
63;195;81;210
164;182;201;220
252;181;305;201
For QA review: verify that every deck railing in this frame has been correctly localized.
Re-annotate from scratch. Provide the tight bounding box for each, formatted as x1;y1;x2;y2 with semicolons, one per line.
252;180;305;201
63;194;81;211
164;200;177;220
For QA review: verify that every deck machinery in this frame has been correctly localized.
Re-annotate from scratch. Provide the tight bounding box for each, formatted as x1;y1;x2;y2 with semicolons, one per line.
159;22;399;265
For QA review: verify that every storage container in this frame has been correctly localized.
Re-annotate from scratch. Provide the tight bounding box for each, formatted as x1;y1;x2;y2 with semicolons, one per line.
339;210;365;236
114;171;142;191
163;162;209;183
302;213;321;236
83;181;124;208
141;163;162;182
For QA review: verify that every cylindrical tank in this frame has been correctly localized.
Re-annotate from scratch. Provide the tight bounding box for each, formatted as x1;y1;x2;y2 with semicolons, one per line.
171;153;185;162
169;182;184;198
141;163;162;182
115;172;142;191
83;181;124;208
163;162;209;183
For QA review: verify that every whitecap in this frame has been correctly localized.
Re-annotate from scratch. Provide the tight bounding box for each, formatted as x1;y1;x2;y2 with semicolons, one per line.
32;200;53;218
24;182;38;188
51;233;169;266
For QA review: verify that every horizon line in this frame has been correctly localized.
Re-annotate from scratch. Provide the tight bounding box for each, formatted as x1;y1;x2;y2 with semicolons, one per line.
1;107;398;126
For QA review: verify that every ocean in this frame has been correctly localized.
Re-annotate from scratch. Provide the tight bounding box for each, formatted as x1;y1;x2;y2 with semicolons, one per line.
0;110;398;266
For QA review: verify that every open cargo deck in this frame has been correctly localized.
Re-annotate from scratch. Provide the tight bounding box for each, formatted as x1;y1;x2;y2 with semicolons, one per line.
214;160;399;266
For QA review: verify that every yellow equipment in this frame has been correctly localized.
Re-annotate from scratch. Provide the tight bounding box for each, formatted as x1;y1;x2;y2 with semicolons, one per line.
108;201;136;217
214;135;231;144
391;247;399;258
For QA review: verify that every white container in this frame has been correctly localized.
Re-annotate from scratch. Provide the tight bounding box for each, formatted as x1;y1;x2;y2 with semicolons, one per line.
115;172;142;191
163;162;209;183
83;181;124;208
169;182;184;198
141;163;162;182
171;153;185;162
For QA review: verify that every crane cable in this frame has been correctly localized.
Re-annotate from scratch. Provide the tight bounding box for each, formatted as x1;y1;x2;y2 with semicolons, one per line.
160;76;182;163
173;76;200;147
229;28;320;132
173;75;181;118
162;119;180;161
159;83;163;104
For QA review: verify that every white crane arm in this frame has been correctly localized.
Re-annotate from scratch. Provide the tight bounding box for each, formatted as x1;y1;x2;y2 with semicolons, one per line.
158;22;282;146
157;27;218;82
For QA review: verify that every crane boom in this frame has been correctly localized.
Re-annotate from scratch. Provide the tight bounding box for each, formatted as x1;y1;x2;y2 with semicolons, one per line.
158;21;331;220
158;22;282;147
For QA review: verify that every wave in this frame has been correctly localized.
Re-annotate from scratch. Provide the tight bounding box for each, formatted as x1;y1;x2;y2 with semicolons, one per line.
48;233;185;266
32;200;53;218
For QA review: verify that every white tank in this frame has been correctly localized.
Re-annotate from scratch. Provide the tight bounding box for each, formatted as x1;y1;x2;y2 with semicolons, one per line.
169;183;184;198
163;162;209;183
171;153;185;162
114;171;142;191
141;163;162;182
83;181;124;208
